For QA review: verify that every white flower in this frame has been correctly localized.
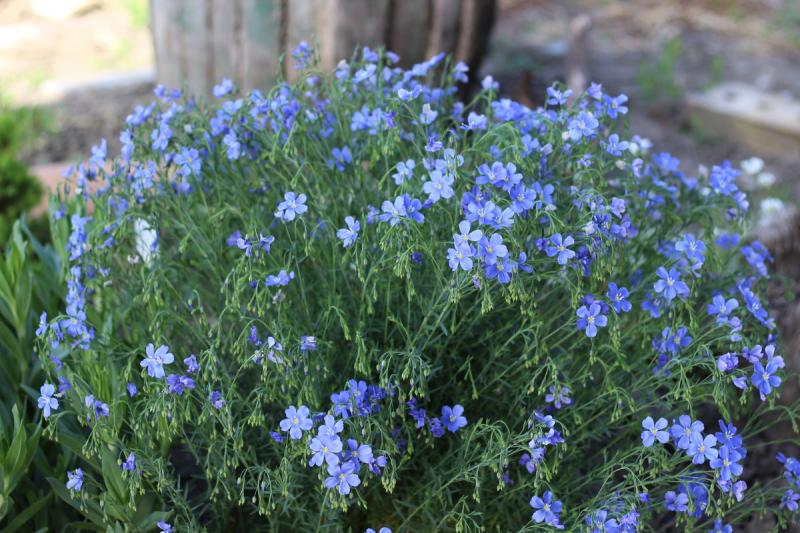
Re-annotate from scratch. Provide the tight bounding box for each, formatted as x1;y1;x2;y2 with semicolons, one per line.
740;157;764;176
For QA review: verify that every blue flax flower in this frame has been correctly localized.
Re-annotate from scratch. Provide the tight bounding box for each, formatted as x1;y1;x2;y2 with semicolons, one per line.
751;356;782;397
606;283;632;313
441;405;467;432
325;460;361;495
530;491;564;528
275;192;308;221
688;434;718;464
37;383;59;419
280;405;313;440
641;416;669;447
576;302;607;338
336;216;360;248
309;434;343;467
66;468;83;491
140;343;174;379
545;233;575;265
670;415;703;450
711;445;743;481
653;267;689;303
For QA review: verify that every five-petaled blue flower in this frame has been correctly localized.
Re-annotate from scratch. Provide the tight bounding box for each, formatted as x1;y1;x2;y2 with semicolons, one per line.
641;416;669;447
751;356;782;397
336;216;361;248
576;302;607;338
37;383;59;419
275;192;308;221
529;490;563;528
606;283;632;313
441;405;467;433
545;233;576;265
309;434;343;467
280;405;313;440
140;343;174;379
325;460;361;495
688;434;718;464
653;267;689;303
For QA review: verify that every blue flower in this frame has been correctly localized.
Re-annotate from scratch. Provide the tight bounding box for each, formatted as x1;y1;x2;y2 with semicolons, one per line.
174;146;202;177
213;78;234;98
343;439;373;464
157;521;173;533
604;133;629;156
66;468;83;491
670;415;703;450
127;382;138;397
275;192;308;221
336;216;360;248
37;383;59;419
710;445;743;481
140;343;174;379
708;519;732;533
310;434;343;467
209;390;225;409
664;490;688;512
576;302;607;338
606;283;631;313
781;489;799;511
122;452;136;471
751;356;782;397
653;267;689;303
265;269;295;287
300;336;317;352
545;233;575;265
325;460;361;495
707;295;738;325
328;146;352;171
604;93;628;117
280;405;313;440
36;311;47;336
545;386;572;409
530;490;564;528
447;244;475;272
318;414;344;437
166;374;196;395
479;233;508;265
419;103;438;125
441;405;467;432
184;354;199;373
546;86;572;106
567;111;599;141
223;130;241;160
422;170;454;203
688;434;718;464
392;159;415;184
641;416;669;447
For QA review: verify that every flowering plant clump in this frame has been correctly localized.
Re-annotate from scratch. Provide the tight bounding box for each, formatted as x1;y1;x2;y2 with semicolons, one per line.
34;44;800;531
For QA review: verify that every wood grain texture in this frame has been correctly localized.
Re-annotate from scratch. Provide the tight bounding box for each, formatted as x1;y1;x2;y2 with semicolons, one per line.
285;0;321;80
150;0;496;95
389;0;431;67
317;0;390;70
426;0;460;58
456;0;495;69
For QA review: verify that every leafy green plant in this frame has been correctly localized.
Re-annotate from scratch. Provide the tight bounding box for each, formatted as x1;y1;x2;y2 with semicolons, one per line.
32;46;800;531
0;99;51;246
0;217;77;530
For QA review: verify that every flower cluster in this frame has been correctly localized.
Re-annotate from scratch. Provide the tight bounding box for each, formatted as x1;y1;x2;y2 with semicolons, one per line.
32;42;798;531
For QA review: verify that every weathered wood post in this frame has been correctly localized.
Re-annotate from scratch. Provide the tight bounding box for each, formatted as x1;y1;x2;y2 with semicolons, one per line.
150;0;496;96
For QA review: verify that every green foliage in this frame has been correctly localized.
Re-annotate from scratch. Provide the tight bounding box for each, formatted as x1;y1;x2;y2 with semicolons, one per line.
637;37;683;101
0;217;76;529
0;99;51;246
